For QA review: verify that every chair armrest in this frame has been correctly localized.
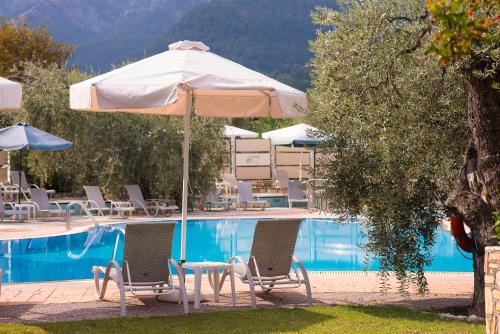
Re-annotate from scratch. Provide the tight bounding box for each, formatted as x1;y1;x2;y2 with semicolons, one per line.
19;202;39;210
168;259;186;285
129;199;147;209
50;201;63;209
111;201;132;208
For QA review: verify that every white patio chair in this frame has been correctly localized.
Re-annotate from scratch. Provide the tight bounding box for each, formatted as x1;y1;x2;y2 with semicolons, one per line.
92;222;188;316
84;186;134;218
29;188;67;221
274;169;290;193
236;181;268;210
219;219;312;308
204;185;230;211
288;180;309;208
125;184;178;216
222;173;238;195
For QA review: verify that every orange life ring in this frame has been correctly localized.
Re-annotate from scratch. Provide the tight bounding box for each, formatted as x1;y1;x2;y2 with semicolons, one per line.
450;216;473;253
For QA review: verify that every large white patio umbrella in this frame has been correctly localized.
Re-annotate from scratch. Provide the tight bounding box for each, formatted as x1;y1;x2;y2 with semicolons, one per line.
0;78;22;112
70;40;306;262
262;123;323;146
263;123;325;179
223;125;258;139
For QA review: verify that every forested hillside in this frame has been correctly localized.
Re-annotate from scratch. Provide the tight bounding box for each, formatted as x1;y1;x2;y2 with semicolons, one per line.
153;0;338;89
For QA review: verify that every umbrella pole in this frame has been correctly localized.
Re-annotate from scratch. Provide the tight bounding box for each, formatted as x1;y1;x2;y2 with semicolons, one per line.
180;87;193;263
18;150;22;204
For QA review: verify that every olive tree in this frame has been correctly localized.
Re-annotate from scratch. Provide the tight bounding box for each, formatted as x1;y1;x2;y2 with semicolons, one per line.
309;0;467;298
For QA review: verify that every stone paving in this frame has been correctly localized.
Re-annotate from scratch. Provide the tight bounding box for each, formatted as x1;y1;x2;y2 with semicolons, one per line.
0;271;473;323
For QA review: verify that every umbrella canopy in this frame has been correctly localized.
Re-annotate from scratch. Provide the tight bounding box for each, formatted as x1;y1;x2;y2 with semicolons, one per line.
70;40;306;118
223;125;258;139
70;40;307;262
0;78;22;112
262;123;324;146
0;123;73;151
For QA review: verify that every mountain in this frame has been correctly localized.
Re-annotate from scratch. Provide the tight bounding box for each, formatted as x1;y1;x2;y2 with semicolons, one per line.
0;0;210;71
0;0;338;88
152;0;338;89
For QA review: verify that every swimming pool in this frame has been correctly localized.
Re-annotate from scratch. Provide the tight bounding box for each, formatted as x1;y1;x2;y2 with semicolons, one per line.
0;218;472;283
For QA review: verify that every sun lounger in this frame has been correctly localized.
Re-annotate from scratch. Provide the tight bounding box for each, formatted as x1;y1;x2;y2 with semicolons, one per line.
219;219;312;308
222;173;238;195
274;169;289;193
84;186;134;217
92;222;188;316
126;184;178;216
236;181;268;210
29;188;67;221
288;180;309;208
204;185;230;211
10;171;55;199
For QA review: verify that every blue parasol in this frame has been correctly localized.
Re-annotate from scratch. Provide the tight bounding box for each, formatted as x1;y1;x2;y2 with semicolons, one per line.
0;123;73;203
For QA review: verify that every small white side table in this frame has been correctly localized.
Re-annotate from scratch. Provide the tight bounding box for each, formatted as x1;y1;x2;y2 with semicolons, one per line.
183;261;236;310
14;203;35;221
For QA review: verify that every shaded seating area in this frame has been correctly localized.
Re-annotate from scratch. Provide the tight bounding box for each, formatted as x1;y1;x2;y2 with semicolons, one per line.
92;222;188;316
219;219;312;308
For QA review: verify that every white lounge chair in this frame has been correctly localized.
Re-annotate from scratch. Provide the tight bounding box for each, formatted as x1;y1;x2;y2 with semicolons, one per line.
29;188;67;221
84;186;134;217
288;180;309;208
0;196;15;221
10;171;55;199
219;219;312;308
222;173;238;195
236;181;268;210
92;222;188;316
274;169;289;193
126;184;178;216
204;185;230;211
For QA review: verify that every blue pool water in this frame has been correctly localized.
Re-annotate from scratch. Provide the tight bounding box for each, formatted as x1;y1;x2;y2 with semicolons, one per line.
0;218;472;283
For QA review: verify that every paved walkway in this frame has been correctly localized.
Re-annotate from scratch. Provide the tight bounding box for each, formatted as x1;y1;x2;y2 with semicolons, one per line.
0;208;334;240
0;272;473;323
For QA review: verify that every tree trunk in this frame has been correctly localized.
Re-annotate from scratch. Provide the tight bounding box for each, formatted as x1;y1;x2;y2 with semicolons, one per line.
446;66;500;317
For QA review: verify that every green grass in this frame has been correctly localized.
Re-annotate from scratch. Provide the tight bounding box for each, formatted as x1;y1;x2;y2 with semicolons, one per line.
0;306;484;334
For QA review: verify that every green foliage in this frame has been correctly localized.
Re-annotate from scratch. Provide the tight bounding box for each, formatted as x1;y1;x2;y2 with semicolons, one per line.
426;0;499;66
0;306;485;333
0;17;74;77
154;0;339;91
309;0;468;294
14;62;225;201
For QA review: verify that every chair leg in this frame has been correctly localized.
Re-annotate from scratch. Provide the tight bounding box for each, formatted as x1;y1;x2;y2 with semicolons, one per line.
94;261;127;316
246;271;257;309
294;256;312;306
